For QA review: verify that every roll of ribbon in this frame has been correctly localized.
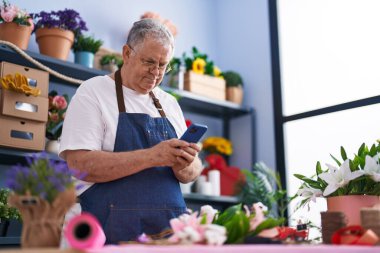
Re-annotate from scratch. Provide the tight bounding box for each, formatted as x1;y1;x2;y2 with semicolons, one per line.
64;212;106;249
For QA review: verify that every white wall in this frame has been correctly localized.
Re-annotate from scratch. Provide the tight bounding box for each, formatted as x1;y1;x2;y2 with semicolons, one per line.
11;0;276;171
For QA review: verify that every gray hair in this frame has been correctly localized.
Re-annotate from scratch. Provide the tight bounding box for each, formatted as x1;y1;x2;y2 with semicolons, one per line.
126;19;174;53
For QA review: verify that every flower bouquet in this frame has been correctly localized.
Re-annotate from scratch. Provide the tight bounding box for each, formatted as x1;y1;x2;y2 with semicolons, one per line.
46;90;69;141
139;203;284;245
5;153;80;247
0;0;34;50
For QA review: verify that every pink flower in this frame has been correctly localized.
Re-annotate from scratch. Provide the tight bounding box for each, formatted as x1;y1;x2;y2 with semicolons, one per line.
1;5;17;22
52;95;67;110
49;112;59;123
168;212;205;244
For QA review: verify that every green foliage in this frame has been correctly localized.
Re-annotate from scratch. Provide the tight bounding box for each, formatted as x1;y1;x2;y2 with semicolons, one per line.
223;71;243;87
237;162;291;223
295;141;380;207
100;54;123;68
72;34;103;53
0;188;21;220
213;204;250;244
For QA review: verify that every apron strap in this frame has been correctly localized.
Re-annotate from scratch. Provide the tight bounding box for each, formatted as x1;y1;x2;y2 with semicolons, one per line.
115;69;126;113
114;70;166;117
149;91;166;118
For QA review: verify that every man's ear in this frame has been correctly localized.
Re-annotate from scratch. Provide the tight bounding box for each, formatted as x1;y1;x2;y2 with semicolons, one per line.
122;45;132;59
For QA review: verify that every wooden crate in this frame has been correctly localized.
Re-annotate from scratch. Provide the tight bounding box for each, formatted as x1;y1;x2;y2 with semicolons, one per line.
184;71;226;101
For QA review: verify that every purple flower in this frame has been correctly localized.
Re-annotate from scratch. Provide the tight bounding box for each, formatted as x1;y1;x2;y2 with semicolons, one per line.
31;8;88;36
6;153;76;203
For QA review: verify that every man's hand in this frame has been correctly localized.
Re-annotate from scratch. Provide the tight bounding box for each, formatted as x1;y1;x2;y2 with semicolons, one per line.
172;143;202;183
148;138;191;167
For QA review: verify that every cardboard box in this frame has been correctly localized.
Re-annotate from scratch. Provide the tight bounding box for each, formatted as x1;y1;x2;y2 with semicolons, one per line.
0;114;46;151
184;71;226;101
0;89;48;122
0;62;49;97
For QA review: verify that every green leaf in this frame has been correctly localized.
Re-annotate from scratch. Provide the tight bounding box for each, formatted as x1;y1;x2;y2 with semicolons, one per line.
341;146;347;160
249;217;285;236
369;144;377;157
358;143;366;156
330;154;341;166
316;161;322;175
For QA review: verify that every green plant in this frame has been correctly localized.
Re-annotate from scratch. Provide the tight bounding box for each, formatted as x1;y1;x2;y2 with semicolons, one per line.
72;34;103;54
0;188;20;220
295;141;380;208
238;162;292;223
223;71;243;87
100;54;123;68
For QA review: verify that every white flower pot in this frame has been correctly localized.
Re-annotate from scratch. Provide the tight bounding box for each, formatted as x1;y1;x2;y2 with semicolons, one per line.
45;139;60;154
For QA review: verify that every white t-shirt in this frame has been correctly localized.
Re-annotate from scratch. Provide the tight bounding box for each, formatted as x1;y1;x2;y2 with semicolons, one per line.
59;75;187;194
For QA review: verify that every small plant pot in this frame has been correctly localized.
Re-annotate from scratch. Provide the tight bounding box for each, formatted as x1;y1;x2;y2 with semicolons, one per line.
0;22;32;50
35;28;74;60
226;86;243;104
74;51;95;68
101;63;119;73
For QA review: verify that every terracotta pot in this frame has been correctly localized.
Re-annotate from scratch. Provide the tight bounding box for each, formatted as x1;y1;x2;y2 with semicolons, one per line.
226;86;243;104
327;195;380;225
0;22;32;50
35;28;74;60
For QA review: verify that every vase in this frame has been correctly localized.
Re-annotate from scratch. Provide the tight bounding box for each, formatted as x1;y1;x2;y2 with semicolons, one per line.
7;189;76;248
326;195;380;226
0;22;33;50
45;139;60;154
226;86;243;105
35;28;74;60
75;51;95;68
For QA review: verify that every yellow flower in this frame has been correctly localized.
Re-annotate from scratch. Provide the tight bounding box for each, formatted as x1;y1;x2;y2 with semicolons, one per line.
213;66;222;77
192;58;206;74
202;136;233;156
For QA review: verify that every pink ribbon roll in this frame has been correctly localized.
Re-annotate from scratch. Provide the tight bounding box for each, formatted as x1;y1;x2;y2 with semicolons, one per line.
64;212;106;249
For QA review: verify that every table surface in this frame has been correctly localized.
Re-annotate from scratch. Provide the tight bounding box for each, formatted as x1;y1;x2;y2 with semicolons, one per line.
1;244;380;253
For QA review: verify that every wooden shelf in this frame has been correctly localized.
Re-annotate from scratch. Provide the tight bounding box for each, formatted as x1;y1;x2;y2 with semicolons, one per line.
162;86;252;118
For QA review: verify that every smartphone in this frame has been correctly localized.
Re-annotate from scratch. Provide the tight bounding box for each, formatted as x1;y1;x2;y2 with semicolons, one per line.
180;123;208;143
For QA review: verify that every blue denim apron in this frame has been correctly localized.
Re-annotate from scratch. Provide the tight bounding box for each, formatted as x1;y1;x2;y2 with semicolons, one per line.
79;70;186;244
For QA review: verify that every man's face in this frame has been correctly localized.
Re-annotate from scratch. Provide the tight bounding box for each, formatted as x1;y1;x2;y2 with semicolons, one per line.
122;38;172;94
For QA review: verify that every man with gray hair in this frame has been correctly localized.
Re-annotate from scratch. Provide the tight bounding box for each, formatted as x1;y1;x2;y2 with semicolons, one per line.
60;19;202;244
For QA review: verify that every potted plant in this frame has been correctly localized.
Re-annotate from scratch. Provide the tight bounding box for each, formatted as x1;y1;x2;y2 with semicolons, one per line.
0;0;34;50
100;54;123;72
6;153;78;247
0;188;21;237
171;47;226;101
223;71;244;105
45;90;69;154
295;141;380;225
31;9;88;60
72;34;103;68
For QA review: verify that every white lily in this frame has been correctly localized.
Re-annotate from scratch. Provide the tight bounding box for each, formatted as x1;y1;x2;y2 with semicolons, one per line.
363;155;380;182
319;159;363;196
297;185;323;202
